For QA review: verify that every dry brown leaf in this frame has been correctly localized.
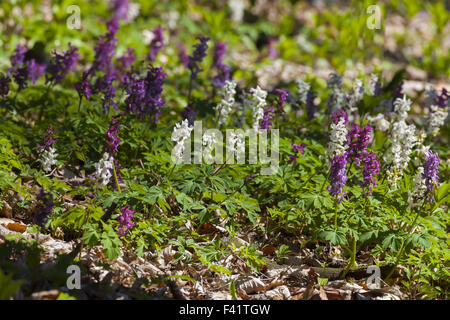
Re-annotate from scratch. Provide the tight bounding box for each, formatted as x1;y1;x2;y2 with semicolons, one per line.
262;246;278;255
319;286;328;300
7;223;27;233
237;276;265;294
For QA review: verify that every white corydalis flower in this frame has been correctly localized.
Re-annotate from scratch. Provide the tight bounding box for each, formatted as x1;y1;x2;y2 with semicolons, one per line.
385;120;417;186
327;118;348;159
296;79;310;104
347;78;364;113
326;73;344;113
366;74;379;96
428;105;448;135
203;131;218;163
393;95;412;121
367;113;390;132
227;131;245;163
249;85;267;131
215;80;237;127
38;147;58;173
228;0;248;22
408;167;427;208
95;152;114;187
171;119;193;163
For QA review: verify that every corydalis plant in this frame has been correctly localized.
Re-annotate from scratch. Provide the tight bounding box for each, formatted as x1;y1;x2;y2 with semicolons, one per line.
212;42;231;88
327;108;348;160
34;189;55;232
327;153;348;203
249;86;267;131
188;36;210;79
171;119;194;163
45;42;80;84
215;80;236;127
289;142;306;163
118;204;135;237
148;26;164;62
37;126;58;173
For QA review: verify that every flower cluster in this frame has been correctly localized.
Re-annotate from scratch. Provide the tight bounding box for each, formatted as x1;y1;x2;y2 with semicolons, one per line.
296;79;310;105
305;90;317;121
118;204;135;237
37;126;58;173
171;119;194;163
274;88;288;113
260;104;274;130
289;142;306;163
105;118;120;156
346;123;372;166
326;73;344;114
385;95;417;185
327;153;348;203
249;86;267;131
215;80;236;126
188;36;210;79
203;131;218;163
212;42;232;88
367;113;389;132
125;65;166;122
360;151;380;196
428;105;448;135
8;45;45;91
148;26;164;62
34;189;55;231
345;78;363;113
327;108;348;160
94;152;114;187
45;43;80;84
181;104;197;126
423;150;439;202
227;131;246;163
0;73;10;98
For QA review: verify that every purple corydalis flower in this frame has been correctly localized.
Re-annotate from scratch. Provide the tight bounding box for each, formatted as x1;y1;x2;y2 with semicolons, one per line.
306;90;317;121
75;72;92;100
177;43;189;67
148;27;164;62
0;73;11;98
105;117;120;156
331;108;348;124
327;153;348;203
34;189;55;231
95;73;117;113
91;18;119;76
274;89;288;113
188;36;210;79
45;43;80;84
115;48;136;74
8;45;28;91
437;88;449;108
423;150;439;202
37;125;57;151
110;0;129;20
27;59;45;84
118;204;135;237
181;104;197;126
289;142;306;163
267;38;279;59
212;42;232;88
360;151;380;196
260;105;274;130
347;123;372;166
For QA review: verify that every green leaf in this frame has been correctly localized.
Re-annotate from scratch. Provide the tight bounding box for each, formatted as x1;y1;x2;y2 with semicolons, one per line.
229;279;238;300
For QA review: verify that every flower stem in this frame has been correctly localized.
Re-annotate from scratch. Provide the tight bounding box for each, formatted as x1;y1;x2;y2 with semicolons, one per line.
112;162;121;193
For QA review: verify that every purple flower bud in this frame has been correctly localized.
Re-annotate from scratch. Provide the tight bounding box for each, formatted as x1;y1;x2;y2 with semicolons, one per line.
8;45;28;91
437;88;449;108
211;42;231;88
260;105;274;130
274;88;289;113
27;59;46;84
110;0;129;20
